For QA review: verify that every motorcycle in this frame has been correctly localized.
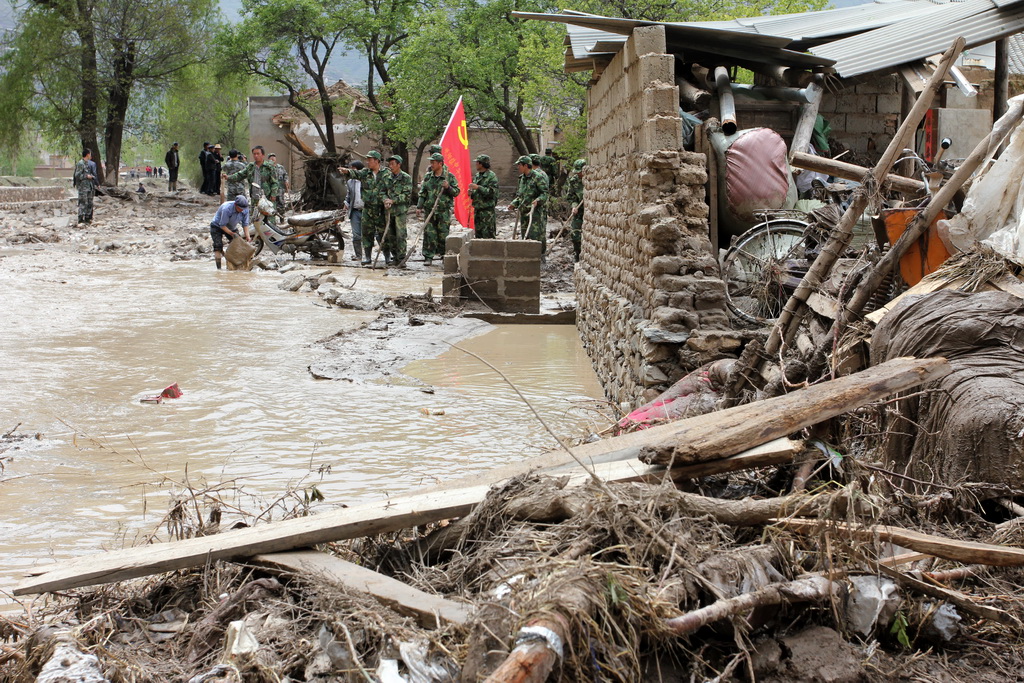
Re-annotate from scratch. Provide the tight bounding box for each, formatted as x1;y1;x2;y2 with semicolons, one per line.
251;204;346;259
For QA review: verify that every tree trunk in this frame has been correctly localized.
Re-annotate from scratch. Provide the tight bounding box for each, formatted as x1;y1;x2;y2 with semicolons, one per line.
103;41;136;186
75;2;103;184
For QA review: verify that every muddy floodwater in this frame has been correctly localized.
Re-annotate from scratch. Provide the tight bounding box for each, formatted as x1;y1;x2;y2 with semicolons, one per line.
0;253;604;596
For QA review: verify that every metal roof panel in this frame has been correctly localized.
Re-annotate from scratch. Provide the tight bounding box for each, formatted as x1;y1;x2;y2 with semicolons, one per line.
811;0;1024;76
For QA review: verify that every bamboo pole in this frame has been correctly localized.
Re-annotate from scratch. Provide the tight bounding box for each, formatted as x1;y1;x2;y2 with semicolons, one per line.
725;37;965;399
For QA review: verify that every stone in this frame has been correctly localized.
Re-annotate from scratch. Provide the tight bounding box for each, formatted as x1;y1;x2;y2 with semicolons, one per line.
329;289;386;311
279;273;306;291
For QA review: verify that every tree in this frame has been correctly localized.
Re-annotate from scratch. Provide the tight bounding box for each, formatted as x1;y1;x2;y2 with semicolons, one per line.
218;0;349;155
0;0;216;184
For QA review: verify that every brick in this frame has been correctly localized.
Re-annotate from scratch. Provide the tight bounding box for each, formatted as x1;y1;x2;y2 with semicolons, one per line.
642;84;678;119
500;298;540;314
876;94;901;114
642;115;682;152
441;274;461;297
443;254;459;273
464;258;504;280
846;113;882;135
467;279;499;298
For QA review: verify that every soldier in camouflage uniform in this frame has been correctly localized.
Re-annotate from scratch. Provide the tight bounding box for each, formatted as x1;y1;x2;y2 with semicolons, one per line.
382;155;413;266
529;154;549;186
564;159;586;261
416;152;460;265
340;151;386;265
223;145;281;234
73;149;97;225
222;149;247;202
268;153;290;214
540;148;559;193
468;154;499;239
509;155;549;253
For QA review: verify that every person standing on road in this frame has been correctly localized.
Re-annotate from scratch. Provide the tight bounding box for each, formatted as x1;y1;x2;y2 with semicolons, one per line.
198;142;211;194
344;160;365;262
210;144;224;196
221;149;247;201
209;195;251;270
382;155;413;267
73;148;97;225
165;142;180;191
564;159;586;261
339;151;385;266
509;155;549;253
415;152;460;266
267;152;290;214
468;154;499;239
223;145;281;232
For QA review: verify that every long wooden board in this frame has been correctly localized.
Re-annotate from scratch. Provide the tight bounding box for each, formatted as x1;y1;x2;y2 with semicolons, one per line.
250;551;472;628
15;438;799;596
775;518;1024;567
640;356;950;465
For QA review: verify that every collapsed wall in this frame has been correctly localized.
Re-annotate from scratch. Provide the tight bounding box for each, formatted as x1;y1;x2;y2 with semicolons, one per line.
576;25;732;407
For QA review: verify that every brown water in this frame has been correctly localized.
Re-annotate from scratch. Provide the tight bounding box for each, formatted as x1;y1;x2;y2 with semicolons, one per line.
0;253;604;596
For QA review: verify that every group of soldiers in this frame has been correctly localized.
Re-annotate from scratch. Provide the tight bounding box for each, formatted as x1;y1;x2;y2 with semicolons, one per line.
339;144;587;267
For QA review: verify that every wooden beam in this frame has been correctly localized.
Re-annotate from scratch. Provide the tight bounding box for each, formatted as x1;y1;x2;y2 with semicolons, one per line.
995;38;1009;123
249;551;472;628
640;356;950;466
14;437;799;596
790;151;926;195
776;518;1024;567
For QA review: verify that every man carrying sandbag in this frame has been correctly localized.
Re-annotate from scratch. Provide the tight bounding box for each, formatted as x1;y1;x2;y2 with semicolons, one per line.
210;194;251;270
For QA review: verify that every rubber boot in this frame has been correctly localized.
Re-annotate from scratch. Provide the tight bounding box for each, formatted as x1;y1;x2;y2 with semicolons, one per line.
352;240;363;262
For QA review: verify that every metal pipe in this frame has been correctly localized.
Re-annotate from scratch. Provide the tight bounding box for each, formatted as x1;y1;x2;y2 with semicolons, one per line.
732;83;822;104
714;67;738;136
948;65;978;98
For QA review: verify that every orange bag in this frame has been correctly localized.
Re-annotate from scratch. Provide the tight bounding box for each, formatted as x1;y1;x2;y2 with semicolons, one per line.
883;208;951;286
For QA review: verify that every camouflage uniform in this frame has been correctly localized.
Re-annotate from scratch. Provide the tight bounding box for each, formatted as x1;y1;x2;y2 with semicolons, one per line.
382;164;413;264
349;155;387;260
222;158;247;200
274;162;289;213
564;159;586;261
226;160;282;231
417;158;460;261
73;157;96;224
469;156;499;239
540;154;558;192
511;161;549;252
530;154;549;188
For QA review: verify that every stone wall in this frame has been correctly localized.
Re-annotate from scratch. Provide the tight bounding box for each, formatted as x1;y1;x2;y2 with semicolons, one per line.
0;186;70;211
576;25;731;407
819;75;901;162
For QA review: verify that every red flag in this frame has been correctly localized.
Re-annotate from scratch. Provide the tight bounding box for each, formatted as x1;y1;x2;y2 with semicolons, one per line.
440;97;473;231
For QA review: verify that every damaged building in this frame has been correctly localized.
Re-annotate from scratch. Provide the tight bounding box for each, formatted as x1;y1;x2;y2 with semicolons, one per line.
517;0;1024;406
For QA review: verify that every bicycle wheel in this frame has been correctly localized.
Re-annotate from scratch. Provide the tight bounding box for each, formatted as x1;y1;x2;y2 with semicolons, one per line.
721;219;810;324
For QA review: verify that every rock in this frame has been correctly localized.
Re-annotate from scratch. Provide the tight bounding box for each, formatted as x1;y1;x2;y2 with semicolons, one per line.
279;273;306;291
298;281;313;293
328;289;386;311
752;626;867;683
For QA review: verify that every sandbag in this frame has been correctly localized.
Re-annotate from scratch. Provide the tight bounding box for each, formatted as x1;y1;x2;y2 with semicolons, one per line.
225;236;255;271
870;290;1024;488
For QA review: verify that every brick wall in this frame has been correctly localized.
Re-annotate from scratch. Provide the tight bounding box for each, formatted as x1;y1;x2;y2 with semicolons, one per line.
819;75;901;162
576;25;731;407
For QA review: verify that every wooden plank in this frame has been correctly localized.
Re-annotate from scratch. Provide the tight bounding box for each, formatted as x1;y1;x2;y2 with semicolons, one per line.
16;439;801;596
775;518;1024;567
640;356;951;466
790;151;926;195
249;551;472;628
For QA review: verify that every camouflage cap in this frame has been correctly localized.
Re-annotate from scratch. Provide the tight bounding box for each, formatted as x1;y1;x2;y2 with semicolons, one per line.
573;159;587;170
475;154;490;164
515;155;532;165
386;154;403;164
366;151;383;160
428;144;442;154
529;154;541;165
429;152;445;162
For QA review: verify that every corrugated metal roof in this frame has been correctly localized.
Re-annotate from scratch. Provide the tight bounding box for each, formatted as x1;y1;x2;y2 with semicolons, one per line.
811;0;1024;76
514;11;836;69
1008;33;1024;71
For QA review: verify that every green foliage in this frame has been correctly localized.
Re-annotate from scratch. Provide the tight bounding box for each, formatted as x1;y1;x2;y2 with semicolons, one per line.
0;149;44;177
890;608;912;648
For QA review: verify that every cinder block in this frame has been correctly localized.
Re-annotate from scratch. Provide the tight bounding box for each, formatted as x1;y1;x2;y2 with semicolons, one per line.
503;279;541;298
637;54;674;86
632;25;667;57
446;234;465;254
876;94;901;114
467;279;500;298
642;84;679;119
846;113;882;135
467;239;506;257
443;254;459;273
504;259;541;278
505;240;542;258
442;274;461;297
464;258;505;280
642;115;682;151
